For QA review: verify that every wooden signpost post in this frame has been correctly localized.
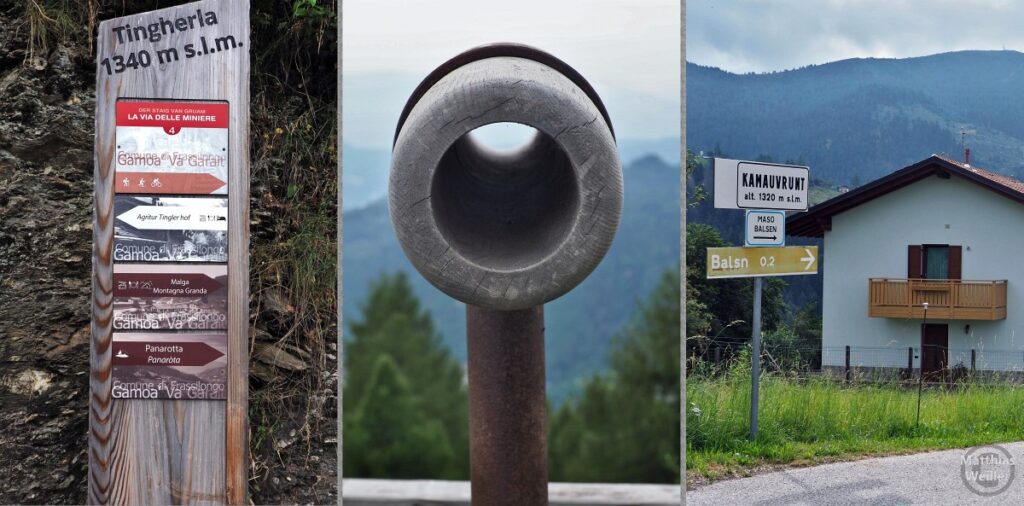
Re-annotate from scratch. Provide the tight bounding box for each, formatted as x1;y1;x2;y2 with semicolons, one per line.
91;1;249;503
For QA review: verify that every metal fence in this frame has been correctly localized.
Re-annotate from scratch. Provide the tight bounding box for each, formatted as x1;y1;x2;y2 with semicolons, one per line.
822;345;1024;372
688;339;1024;385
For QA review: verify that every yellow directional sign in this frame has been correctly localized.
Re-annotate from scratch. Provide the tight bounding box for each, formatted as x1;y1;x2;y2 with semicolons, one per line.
706;246;818;279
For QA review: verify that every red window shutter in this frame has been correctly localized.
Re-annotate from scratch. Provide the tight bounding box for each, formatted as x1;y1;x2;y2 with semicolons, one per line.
948;245;962;280
908;245;922;279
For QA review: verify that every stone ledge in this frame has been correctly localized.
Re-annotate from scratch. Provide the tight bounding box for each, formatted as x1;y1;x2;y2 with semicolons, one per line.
343;479;680;505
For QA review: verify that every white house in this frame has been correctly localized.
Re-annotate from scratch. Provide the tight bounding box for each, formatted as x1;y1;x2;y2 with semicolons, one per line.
789;155;1023;378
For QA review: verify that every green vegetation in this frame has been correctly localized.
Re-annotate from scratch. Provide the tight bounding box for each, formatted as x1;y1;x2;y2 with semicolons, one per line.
245;3;337;498
21;0;77;62
687;365;1024;482
549;268;681;483
343;273;469;479
344;268;681;483
809;185;841;206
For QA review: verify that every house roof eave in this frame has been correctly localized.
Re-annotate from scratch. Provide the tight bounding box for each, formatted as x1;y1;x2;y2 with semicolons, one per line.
787;155;1024;238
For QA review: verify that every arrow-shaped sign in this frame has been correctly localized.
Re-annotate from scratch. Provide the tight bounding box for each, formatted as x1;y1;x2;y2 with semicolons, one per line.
114;272;225;297
112;340;225;367
117;203;227;231
706;246;819;279
801;248;816;271
115;172;227;195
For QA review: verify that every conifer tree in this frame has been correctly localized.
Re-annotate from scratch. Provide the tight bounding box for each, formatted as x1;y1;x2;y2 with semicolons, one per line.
343;272;469;478
345;355;454;477
550;268;681;482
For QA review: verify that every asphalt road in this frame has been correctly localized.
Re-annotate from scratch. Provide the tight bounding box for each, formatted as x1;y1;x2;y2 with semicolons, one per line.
688;442;1024;505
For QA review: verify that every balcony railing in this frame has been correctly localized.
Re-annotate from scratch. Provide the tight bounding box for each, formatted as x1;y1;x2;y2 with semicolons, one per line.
868;278;1007;320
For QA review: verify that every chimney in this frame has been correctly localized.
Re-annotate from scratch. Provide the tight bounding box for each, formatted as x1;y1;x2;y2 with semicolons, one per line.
965;147;971;166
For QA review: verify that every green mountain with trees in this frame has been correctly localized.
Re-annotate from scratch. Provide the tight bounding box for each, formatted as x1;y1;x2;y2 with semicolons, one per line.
549;268;681;482
687;50;1024;185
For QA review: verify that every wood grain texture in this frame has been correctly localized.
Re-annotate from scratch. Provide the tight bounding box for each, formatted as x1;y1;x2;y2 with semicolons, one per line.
91;1;250;504
336;1;344;497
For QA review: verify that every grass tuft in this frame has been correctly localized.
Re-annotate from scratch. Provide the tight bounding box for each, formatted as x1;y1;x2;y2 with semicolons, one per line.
22;0;76;64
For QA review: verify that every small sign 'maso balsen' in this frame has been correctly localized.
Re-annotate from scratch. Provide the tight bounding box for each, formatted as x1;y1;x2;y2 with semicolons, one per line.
744;210;786;247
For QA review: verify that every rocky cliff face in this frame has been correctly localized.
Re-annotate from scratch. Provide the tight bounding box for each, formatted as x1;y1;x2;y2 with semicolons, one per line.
0;2;337;504
0;12;94;501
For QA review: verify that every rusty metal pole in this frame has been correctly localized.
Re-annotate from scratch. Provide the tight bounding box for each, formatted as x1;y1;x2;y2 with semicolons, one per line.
466;305;547;505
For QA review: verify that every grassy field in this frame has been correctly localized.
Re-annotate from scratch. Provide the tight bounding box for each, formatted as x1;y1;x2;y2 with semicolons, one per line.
686;367;1024;483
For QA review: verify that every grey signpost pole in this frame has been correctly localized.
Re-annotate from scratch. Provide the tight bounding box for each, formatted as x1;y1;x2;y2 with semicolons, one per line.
750;276;762;440
917;302;929;427
389;44;622;505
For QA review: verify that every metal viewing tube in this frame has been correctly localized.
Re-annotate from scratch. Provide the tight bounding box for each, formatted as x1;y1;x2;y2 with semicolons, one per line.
389;43;623;505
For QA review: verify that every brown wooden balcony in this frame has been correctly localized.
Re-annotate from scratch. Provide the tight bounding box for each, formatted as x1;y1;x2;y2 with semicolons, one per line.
868;279;1007;320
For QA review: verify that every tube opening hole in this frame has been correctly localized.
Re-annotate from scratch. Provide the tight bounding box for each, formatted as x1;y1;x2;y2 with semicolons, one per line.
431;124;580;271
466;122;539;153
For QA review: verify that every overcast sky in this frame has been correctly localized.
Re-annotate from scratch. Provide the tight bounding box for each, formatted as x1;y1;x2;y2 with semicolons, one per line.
342;0;680;150
343;0;680;99
688;0;1024;73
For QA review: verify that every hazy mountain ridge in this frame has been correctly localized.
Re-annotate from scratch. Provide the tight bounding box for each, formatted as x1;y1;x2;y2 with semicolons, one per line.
342;138;680;211
341;70;680;211
343;155;680;401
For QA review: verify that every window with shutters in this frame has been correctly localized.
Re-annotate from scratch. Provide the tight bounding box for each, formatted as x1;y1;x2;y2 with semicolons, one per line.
908;244;962;280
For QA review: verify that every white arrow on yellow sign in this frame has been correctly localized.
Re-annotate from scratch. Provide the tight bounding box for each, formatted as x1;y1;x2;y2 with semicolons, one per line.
706;246;818;279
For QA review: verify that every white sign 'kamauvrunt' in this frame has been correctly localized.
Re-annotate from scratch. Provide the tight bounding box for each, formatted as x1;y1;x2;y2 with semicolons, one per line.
714;158;810;211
